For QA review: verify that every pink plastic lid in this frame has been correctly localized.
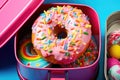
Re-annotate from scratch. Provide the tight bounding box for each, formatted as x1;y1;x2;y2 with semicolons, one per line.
0;0;44;48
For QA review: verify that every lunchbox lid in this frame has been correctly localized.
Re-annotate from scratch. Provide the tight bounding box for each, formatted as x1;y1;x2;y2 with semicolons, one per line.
0;0;44;48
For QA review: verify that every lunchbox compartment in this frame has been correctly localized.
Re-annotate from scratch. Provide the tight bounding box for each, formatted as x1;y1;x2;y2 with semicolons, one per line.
104;11;120;80
14;3;100;80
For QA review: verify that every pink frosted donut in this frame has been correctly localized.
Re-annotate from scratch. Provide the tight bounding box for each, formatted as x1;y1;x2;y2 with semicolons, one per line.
32;5;92;64
61;38;98;67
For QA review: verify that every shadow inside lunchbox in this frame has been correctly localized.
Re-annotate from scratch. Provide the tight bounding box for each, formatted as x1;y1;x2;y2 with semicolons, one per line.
0;36;17;69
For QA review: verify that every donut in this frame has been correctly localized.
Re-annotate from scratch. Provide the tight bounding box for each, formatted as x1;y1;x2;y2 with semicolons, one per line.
32;5;92;64
61;37;98;67
18;38;51;68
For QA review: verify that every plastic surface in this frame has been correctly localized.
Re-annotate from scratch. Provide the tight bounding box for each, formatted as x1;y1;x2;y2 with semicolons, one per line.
0;0;8;9
14;3;100;80
2;1;120;80
0;0;44;48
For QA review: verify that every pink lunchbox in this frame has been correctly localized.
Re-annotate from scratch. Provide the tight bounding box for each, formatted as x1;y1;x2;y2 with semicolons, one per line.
0;0;101;80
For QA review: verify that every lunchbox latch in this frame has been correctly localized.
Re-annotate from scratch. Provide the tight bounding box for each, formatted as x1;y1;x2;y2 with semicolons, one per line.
48;70;68;80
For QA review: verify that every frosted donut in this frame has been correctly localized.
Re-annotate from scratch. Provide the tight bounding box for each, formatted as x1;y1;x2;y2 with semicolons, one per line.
32;5;92;64
18;38;51;68
61;38;98;67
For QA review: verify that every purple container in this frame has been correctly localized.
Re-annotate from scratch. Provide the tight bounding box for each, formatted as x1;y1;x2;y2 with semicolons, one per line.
14;3;101;80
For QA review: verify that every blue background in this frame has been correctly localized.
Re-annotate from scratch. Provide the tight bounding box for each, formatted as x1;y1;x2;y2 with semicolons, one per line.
0;0;120;80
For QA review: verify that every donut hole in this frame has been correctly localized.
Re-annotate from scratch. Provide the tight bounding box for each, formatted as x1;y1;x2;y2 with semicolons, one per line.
53;24;67;39
30;47;37;55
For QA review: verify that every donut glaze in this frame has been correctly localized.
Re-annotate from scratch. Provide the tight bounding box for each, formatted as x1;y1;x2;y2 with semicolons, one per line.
32;6;92;64
18;38;51;68
61;38;98;67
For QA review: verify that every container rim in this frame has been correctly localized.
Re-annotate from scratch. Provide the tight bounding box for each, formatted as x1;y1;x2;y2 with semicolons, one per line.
14;3;101;71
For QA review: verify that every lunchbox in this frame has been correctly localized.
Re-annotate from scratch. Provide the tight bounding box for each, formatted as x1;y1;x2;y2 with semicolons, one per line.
0;0;101;80
104;11;120;80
